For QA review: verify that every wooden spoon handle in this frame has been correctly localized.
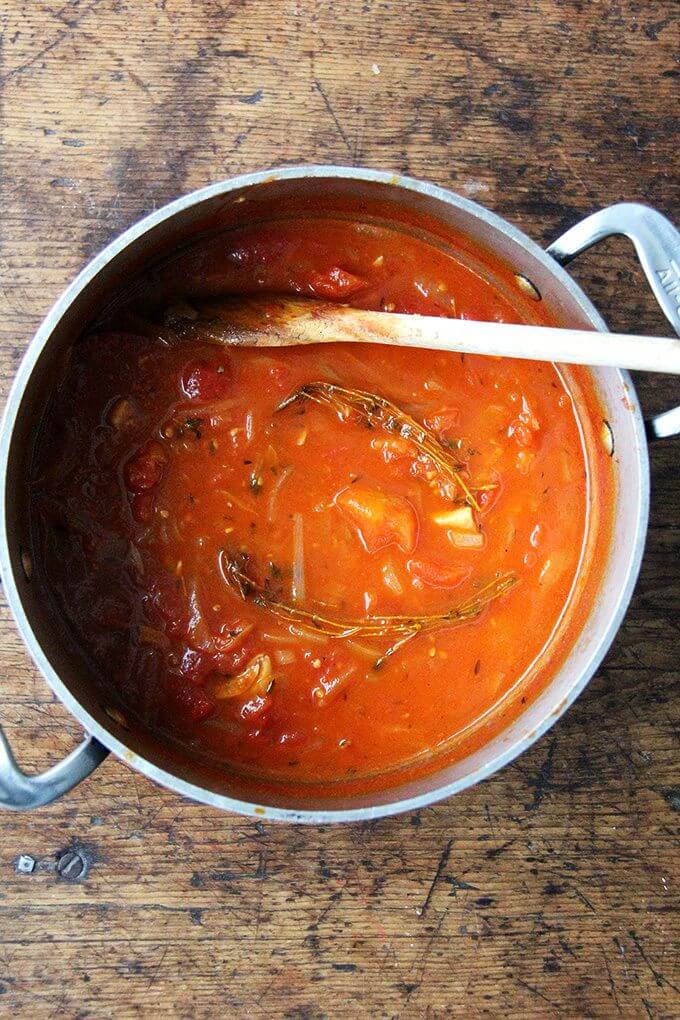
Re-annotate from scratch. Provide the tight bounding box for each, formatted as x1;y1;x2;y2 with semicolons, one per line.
182;295;680;375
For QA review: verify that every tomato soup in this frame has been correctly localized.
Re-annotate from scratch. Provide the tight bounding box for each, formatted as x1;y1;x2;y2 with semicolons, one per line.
29;217;612;791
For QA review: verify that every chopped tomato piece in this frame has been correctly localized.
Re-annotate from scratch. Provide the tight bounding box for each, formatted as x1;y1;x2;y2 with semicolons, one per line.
381;557;404;595
181;359;232;401
407;558;471;590
213;621;254;655
371;436;413;464
423;407;460;438
145;573;189;638
215;640;256;676
124;441;167;492
167;679;215;725
477;485;500;511
335;483;417;554
308;266;366;300
92;597;131;630
131;491;155;523
508;420;536;448
179;647;214;685
240;694;271;720
509;397;540;448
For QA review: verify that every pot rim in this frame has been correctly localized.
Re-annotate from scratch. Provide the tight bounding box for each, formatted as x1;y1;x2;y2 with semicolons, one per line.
0;165;650;822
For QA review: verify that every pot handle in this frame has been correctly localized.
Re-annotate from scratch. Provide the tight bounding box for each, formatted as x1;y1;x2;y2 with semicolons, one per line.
547;202;680;440
0;727;108;810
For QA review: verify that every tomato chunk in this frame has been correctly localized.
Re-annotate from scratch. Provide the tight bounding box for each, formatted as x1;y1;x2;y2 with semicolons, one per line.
423;407;460;438
407;558;471;590
508;420;536;448
335;483;417;554
124;441;167;493
240;694;271;720
181;359;232;401
179;647;214;685
131;491;155;523
168;681;215;725
308;266;366;300
508;396;540;448
371;436;413;464
145;572;190;637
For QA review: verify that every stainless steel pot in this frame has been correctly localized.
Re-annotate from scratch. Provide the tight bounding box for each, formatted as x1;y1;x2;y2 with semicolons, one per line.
1;167;678;821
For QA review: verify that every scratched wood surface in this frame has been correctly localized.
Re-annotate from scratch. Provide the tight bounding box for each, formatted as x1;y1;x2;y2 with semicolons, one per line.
0;1;678;1016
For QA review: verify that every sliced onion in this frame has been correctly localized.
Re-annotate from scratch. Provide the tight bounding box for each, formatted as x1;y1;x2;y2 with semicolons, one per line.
432;506;476;531
213;653;273;700
345;638;381;662
137;625;170;650
274;648;296;665
381;559;403;595
312;663;355;706
267;465;293;522
291;512;305;603
260;629;300;646
186;580;214;651
288;624;329;646
447;529;484;549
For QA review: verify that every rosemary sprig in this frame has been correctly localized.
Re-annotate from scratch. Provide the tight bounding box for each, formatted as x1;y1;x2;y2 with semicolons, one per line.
276;382;482;510
220;550;516;669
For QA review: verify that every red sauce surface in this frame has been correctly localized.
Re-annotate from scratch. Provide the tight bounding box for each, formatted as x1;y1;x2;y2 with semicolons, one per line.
30;217;612;791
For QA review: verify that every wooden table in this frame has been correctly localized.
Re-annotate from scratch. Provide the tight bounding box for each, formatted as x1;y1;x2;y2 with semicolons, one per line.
0;2;678;1016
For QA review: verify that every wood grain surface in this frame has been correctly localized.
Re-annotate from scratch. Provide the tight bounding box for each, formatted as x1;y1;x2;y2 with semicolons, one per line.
0;1;678;1016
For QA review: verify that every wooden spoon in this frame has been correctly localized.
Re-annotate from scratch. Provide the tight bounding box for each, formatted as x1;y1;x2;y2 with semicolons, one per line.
171;295;680;375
